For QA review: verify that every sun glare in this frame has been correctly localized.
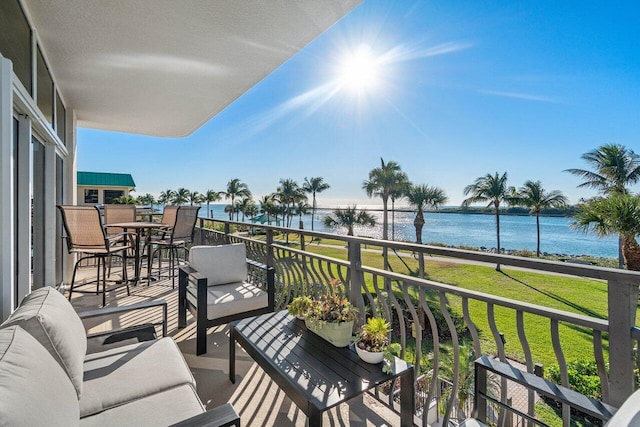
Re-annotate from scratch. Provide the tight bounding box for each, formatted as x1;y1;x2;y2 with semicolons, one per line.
338;45;380;93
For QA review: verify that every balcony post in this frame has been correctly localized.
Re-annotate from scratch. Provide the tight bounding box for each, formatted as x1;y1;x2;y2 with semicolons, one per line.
607;277;639;406
224;222;230;244
266;229;274;270
348;240;365;325
300;231;308;285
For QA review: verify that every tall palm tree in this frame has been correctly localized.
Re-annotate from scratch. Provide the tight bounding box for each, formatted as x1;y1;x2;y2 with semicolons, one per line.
363;158;404;270
565;144;640;195
259;194;276;225
389;172;410;241
566;144;640;267
277;178;301;228
303;177;330;231
324;206;376;236
296;201;311;228
224;179;251;220
236;197;255;222
173;188;190;206
188;190;202;206
573;194;640;271
204;189;221;218
406;184;447;277
158;189;175;205
138;193;156;206
513;180;568;256
462;172;514;271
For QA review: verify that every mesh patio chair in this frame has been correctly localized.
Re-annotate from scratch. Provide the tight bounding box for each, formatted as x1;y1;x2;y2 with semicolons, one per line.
147;206;200;288
58;205;133;307
103;204;137;274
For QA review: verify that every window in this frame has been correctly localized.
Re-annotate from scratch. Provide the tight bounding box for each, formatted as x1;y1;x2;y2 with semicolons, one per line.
84;189;98;204
104;190;124;204
0;0;32;94
56;91;66;144
36;47;54;126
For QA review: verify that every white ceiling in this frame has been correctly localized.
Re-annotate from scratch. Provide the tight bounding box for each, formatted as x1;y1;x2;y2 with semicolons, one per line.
23;0;362;137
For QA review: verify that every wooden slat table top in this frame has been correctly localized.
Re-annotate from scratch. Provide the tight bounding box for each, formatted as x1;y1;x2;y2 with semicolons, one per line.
231;310;412;414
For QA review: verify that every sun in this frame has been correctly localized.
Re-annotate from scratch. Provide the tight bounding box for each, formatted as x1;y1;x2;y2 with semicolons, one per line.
337;45;380;93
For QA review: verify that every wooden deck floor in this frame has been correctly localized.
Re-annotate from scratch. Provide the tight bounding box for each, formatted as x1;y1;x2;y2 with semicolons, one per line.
70;263;401;427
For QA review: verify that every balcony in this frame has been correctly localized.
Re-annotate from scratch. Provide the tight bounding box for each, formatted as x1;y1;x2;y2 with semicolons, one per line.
69;216;640;426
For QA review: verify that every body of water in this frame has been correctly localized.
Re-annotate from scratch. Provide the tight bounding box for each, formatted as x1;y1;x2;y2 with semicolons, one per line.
188;205;618;259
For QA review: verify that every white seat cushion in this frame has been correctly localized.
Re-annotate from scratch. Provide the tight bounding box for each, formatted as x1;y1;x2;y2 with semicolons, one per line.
187;281;268;320
80;337;196;418
604;388;640;426
0;286;87;398
0;326;80;426
189;244;247;286
80;384;204;427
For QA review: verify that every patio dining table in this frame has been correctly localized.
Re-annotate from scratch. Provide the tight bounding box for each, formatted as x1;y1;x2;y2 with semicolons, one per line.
105;221;167;286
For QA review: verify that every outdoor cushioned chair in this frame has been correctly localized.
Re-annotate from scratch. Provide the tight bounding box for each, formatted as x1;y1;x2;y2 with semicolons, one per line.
148;205;200;288
58;205;133;307
103;204;137;274
0;286;240;427
178;243;275;355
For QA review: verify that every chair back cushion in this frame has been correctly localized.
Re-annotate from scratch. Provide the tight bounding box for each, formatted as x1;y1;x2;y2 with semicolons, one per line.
189;244;247;286
604;388;640;426
0;286;87;398
0;326;80;426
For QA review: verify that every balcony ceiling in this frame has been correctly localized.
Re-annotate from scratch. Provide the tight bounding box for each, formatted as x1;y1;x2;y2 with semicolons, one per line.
23;0;362;137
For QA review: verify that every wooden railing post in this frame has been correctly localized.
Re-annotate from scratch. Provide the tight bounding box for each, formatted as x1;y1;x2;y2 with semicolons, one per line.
607;278;639;406
348;240;365;325
224;222;231;244
266;229;274;271
300;230;308;286
197;218;204;245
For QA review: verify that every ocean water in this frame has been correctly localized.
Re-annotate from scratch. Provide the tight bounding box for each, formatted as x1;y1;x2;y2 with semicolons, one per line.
188;204;618;258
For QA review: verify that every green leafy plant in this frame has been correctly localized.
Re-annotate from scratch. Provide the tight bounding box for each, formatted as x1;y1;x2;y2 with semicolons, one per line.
287;296;313;318
305;280;358;326
548;360;602;400
356;317;391;353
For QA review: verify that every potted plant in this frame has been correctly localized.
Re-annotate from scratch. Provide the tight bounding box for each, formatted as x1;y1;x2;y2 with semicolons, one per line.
304;281;358;347
355;317;391;364
287;296;313;319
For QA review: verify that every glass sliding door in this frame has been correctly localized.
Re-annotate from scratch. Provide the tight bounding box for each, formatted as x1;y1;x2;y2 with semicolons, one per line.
31;137;45;287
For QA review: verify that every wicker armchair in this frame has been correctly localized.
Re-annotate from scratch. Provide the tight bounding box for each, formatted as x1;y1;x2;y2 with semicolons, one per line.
57;205;133;306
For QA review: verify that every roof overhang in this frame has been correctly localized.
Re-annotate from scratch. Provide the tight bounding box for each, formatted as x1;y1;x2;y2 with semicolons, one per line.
23;0;362;137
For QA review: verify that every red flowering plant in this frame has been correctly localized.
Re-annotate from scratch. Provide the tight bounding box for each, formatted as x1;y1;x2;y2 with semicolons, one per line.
305;279;359;327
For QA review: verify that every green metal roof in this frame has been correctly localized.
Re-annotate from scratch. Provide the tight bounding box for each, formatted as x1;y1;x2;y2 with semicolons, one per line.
77;172;136;188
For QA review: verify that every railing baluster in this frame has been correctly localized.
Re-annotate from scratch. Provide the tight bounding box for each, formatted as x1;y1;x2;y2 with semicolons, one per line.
487;303;508;426
593;330;609;404
517;310;535;426
439;291;459;426
551;319;570;425
462;297;482;357
403;283;422;377
419;287;440;427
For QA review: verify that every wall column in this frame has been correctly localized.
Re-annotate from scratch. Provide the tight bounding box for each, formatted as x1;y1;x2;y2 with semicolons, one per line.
0;56;14;321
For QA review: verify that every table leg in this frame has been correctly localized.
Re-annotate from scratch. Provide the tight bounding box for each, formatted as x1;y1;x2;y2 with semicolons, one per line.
229;326;236;384
400;366;415;427
308;406;322;427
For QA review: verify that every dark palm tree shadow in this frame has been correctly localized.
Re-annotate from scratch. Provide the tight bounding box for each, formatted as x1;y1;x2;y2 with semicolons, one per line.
499;271;607;319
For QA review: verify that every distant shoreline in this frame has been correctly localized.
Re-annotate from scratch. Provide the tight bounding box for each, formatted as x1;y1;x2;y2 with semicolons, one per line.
314;206;574;218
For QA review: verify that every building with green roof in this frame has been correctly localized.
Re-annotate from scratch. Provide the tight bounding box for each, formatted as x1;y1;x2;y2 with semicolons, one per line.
77;172;136;205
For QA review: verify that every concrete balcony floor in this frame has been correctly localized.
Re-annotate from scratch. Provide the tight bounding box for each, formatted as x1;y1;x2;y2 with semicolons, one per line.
70;263;402;427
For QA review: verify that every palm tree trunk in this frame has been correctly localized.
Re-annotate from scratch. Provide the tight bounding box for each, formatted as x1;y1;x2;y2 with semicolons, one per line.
391;200;395;241
621;235;640;271
495;204;501;272
382;197;389;270
415;211;425;278
311;194;316;231
536;214;541;257
619;234;625;269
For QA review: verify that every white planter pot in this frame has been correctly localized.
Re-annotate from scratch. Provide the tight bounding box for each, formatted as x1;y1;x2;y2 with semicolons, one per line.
305;319;353;347
355;345;384;364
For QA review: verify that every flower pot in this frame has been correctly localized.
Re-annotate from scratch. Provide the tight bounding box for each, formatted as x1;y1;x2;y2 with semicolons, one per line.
305;319;353;347
355;345;384;364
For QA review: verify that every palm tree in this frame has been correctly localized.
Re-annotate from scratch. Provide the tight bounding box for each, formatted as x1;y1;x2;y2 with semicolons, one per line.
323;206;376;236
173;188;190;206
513;181;568;256
566;144;640;267
224;179;251;220
204;189;221;218
259;194;277;225
389;172;410;240
462;172;514;271
113;195;138;205
303;177;330;231
573;194;640;271
138;193;156;206
296;201;311;229
236;197;255;222
277;178;301;228
188;190;202;206
565;144;640;195
158;189;175;205
406;184;448;277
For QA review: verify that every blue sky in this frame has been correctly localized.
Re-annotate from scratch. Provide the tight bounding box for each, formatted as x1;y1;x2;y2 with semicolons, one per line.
78;0;640;206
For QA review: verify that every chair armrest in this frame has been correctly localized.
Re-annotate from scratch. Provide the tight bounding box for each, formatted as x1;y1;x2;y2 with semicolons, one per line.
78;299;168;338
169;403;240;427
474;356;616;423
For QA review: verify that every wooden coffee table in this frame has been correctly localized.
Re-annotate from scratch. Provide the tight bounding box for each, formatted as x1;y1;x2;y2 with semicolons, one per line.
229;311;415;427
